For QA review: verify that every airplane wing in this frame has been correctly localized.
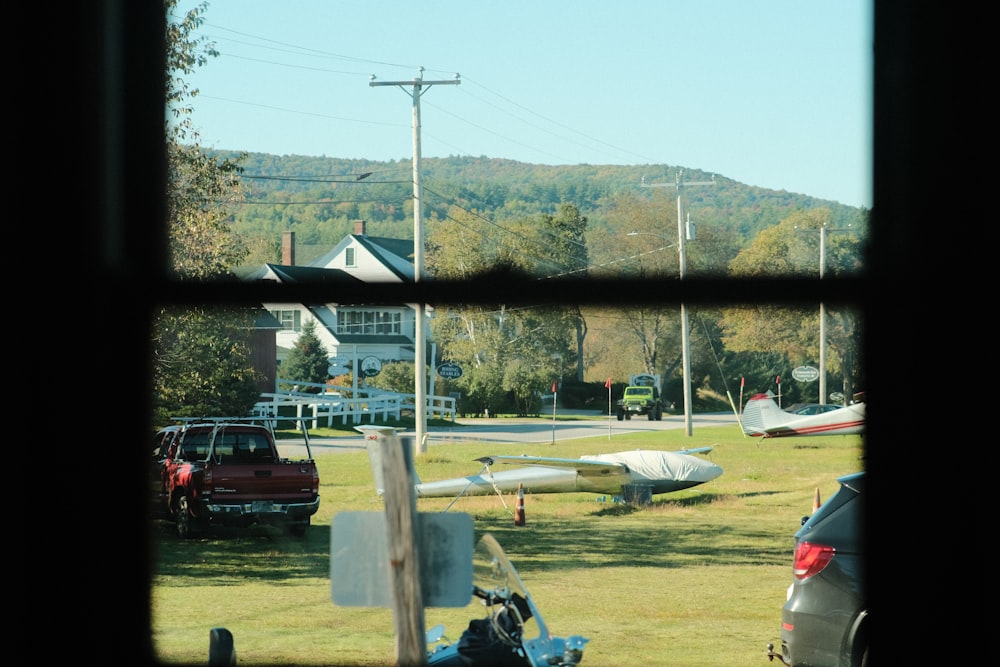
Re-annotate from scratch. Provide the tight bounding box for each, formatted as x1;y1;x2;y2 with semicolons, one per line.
479;446;715;476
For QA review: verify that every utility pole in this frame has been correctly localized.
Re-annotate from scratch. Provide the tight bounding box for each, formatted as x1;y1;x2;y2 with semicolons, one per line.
797;223;852;404
641;171;715;436
819;226;828;405
371;68;460;455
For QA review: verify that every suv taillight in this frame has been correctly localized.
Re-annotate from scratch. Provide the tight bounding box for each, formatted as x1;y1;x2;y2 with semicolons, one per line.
792;541;835;579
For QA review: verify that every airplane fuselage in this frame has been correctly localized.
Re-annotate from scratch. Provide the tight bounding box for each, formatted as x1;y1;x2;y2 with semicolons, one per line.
741;393;865;438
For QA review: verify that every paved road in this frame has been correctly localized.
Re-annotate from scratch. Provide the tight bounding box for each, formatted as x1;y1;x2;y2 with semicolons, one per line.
278;411;740;458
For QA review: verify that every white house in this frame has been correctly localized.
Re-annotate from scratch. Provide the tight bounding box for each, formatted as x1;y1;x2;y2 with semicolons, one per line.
245;221;431;379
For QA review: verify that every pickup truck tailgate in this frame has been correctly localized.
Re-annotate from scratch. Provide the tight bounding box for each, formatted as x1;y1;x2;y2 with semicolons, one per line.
210;462;318;501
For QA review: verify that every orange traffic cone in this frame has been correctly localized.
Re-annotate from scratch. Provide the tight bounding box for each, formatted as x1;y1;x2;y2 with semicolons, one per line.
514;483;526;526
813;487;822;513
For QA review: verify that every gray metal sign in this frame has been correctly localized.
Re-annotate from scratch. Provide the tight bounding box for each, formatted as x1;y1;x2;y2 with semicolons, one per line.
330;511;474;608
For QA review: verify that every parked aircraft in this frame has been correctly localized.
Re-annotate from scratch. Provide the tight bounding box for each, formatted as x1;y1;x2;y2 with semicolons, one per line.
740;391;865;438
367;444;723;500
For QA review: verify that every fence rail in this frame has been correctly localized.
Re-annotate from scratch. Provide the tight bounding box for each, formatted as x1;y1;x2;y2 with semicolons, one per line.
251;378;456;429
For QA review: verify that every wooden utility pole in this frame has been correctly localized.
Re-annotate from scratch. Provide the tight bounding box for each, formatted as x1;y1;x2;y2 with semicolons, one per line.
371;68;460;456
641;171;715;436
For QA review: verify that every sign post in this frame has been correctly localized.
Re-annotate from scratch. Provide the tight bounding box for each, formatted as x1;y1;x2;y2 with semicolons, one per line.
551;382;558;444
605;377;612;440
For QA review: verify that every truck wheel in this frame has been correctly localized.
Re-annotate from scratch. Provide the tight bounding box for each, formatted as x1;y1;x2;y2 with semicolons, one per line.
289;518;310;537
616;408;625;421
647;410;655;421
625;412;631;420
655;407;663;421
176;494;200;539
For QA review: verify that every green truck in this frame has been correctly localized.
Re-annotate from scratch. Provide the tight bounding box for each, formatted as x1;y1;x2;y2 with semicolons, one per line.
616;373;669;421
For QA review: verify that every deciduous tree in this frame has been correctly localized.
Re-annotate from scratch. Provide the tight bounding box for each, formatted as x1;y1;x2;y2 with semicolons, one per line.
152;1;262;423
719;209;864;398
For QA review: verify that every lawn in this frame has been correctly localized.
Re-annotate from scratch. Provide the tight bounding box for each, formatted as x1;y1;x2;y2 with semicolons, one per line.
149;423;865;666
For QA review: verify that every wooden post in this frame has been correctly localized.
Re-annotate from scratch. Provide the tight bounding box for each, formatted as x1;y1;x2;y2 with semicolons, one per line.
379;434;426;665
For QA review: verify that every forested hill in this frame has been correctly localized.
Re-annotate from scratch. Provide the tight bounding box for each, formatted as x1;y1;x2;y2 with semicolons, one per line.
214;150;866;266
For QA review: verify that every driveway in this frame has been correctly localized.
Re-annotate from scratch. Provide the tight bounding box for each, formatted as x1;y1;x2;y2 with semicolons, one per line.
279;411;740;458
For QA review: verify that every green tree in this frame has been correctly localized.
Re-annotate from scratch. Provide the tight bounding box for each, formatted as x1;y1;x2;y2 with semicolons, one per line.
365;360;418;394
279;320;330;391
165;1;247;277
152;1;262;424
588;191;685;386
719;209;864;399
152;307;263;423
427;207;576;415
534;203;590;382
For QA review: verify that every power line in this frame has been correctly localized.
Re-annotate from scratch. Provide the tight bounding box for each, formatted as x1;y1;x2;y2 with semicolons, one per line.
172;15;671;169
239;174;410;184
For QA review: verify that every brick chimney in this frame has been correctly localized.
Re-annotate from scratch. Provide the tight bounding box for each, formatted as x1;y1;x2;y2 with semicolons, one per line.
282;231;295;266
353;220;366;236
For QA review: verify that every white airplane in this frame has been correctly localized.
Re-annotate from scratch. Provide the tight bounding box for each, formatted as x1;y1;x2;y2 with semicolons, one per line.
740;391;865;439
368;444;723;499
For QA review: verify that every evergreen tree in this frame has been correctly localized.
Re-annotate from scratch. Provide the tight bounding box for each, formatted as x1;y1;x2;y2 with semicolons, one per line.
279;321;330;391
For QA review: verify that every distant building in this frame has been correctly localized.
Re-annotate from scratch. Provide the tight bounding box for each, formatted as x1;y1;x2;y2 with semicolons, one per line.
242;221;429;382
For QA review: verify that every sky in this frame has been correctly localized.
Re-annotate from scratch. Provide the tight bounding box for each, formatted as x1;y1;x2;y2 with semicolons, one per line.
171;1;872;209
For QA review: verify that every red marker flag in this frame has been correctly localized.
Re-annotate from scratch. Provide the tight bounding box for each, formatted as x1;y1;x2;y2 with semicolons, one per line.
605;377;612;389
740;376;745;388
552;382;558;393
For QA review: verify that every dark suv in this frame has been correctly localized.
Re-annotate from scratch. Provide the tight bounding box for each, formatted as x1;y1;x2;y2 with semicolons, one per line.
767;471;867;667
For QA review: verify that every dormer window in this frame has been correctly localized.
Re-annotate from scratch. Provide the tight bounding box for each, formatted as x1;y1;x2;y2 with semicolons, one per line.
345;247;356;267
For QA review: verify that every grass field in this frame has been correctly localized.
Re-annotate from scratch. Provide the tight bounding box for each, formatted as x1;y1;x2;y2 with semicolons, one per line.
149;421;865;666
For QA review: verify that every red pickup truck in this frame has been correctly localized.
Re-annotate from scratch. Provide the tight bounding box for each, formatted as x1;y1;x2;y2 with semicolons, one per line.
151;419;320;538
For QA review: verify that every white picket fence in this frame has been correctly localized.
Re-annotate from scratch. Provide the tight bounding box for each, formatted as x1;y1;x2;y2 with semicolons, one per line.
251;378;456;430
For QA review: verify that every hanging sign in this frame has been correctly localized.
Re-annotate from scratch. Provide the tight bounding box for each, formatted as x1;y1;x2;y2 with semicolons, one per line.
792;365;820;382
360;356;382;378
436;362;463;379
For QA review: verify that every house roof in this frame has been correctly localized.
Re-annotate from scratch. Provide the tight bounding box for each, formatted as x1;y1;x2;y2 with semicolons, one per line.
253;309;283;330
309;234;415;282
259;264;367;284
356;235;414;271
333;334;415;346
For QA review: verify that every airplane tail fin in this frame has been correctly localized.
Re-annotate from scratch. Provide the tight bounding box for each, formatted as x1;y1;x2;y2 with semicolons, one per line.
740;391;784;436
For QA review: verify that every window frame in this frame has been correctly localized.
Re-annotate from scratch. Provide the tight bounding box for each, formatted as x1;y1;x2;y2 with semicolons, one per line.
61;3;952;663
